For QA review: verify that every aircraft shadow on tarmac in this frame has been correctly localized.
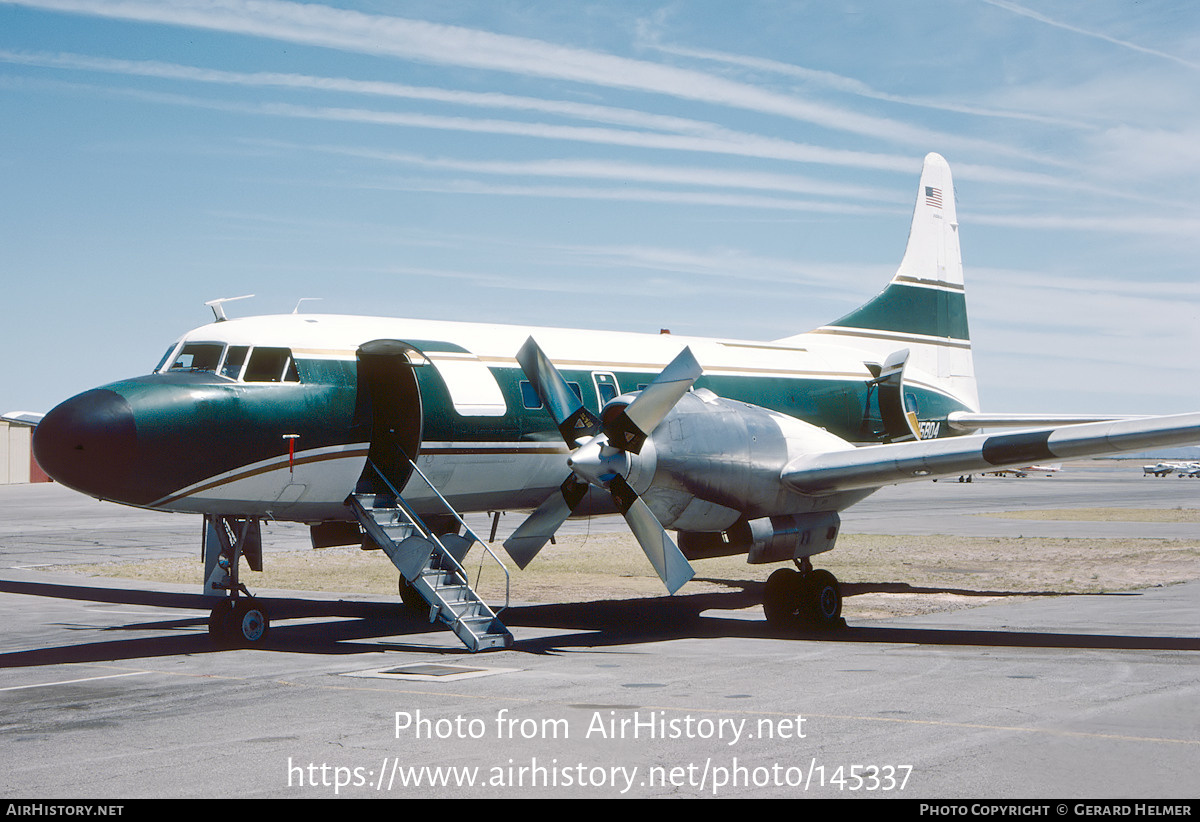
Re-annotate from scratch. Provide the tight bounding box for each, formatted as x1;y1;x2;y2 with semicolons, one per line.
1;577;1197;669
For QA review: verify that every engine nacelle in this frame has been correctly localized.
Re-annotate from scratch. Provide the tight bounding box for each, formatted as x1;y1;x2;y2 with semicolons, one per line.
612;388;863;533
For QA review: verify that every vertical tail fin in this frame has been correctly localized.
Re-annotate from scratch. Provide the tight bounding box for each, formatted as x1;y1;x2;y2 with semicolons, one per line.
784;153;978;413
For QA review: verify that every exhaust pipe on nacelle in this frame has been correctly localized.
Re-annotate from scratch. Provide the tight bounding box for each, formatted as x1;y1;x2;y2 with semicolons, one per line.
677;511;840;564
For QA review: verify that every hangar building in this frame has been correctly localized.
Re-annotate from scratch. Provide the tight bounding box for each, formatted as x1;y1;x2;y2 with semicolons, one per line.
1;419;49;484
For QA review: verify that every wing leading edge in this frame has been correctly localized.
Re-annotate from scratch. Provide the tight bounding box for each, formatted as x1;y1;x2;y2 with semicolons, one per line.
1;411;43;427
783;412;1200;495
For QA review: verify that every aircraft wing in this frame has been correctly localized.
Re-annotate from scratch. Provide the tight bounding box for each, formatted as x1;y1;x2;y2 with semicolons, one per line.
784;412;1200;495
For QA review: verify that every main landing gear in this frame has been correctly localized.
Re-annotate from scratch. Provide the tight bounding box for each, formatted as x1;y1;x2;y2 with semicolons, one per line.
398;573;426;613
763;558;845;631
203;515;272;647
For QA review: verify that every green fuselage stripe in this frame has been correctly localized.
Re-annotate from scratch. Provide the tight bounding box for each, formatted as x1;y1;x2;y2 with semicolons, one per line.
97;353;974;508
409;361;969;445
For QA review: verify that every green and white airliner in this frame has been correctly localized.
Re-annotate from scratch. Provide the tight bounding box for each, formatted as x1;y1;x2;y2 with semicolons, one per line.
31;154;1200;649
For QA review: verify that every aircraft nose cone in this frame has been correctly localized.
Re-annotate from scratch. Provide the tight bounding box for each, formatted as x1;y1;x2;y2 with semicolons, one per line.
34;389;138;500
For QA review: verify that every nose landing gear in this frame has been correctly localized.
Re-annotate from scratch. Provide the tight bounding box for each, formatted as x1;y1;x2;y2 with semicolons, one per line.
204;515;272;647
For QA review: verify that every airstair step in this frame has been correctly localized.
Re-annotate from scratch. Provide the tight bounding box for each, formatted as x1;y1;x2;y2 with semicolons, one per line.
435;586;473;603
348;481;511;653
471;632;514;651
447;600;487;617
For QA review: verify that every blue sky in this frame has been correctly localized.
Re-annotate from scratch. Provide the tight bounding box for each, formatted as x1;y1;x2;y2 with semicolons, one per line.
2;0;1198;415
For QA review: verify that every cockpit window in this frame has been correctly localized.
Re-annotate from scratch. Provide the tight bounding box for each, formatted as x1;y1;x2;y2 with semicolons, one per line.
220;346;249;380
154;345;178;373
168;343;224;373
244;347;300;383
161;342;301;383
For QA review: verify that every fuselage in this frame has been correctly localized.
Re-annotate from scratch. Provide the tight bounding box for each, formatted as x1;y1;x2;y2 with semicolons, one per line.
33;312;975;524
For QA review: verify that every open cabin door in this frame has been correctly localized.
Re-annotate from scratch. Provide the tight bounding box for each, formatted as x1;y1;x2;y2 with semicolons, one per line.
865;349;922;443
355;340;425;495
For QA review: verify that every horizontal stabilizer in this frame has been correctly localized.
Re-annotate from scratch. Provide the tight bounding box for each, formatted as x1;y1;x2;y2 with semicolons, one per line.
1;411;43;427
784;412;1200;495
946;411;1140;433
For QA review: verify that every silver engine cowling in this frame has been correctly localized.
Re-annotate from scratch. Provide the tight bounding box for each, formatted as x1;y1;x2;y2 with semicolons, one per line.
604;388;869;563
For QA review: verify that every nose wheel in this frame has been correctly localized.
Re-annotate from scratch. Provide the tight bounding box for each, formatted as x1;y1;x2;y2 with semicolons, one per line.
763;564;844;631
208;597;271;647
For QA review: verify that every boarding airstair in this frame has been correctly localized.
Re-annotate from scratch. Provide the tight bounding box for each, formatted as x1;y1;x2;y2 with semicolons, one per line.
348;459;513;653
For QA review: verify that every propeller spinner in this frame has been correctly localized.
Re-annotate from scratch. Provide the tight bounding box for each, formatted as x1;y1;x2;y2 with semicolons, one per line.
503;338;702;593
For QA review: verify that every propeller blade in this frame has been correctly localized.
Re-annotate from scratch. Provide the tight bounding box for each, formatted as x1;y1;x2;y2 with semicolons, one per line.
512;339;697;591
608;475;694;594
517;337;601;445
502;476;589;569
602;347;701;454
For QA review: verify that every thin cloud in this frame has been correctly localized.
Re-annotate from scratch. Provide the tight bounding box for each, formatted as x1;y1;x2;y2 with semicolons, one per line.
546;243;885;294
969;210;1200;240
19;73;1112;195
358;178;899;218
68;81;924;173
11;56;1194;237
651;42;1096;131
4;0;1053;160
0;49;734;137
981;0;1200;71
281;143;899;202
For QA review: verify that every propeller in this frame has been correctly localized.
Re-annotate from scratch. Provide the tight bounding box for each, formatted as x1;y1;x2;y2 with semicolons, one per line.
503;338;701;593
516;337;601;446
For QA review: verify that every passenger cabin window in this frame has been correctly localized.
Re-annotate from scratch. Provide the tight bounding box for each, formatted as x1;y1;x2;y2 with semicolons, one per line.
519;380;581;410
520;381;542;410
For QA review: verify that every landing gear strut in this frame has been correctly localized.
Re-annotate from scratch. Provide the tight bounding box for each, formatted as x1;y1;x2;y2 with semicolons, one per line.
763;558;844;631
204;515;272;647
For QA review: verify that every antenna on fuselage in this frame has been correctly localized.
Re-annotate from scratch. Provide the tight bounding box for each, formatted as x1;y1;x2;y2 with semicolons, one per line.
204;294;255;322
292;298;323;314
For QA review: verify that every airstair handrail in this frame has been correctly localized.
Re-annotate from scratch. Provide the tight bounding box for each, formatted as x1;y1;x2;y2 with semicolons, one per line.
367;456;510;614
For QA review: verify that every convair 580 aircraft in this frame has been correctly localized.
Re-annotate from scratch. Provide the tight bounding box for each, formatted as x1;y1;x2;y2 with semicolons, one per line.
32;154;1200;651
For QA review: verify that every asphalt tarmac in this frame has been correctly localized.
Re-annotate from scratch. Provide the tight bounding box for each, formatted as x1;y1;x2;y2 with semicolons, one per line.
1;462;1197;799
